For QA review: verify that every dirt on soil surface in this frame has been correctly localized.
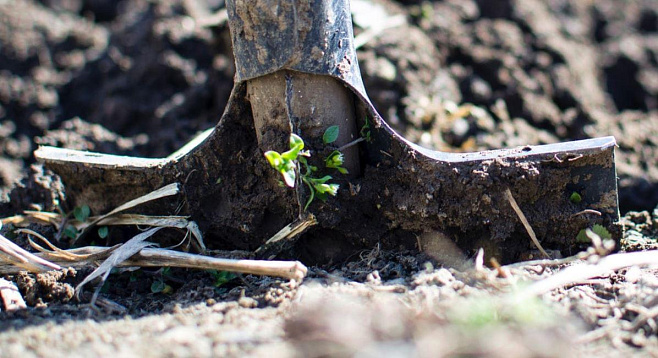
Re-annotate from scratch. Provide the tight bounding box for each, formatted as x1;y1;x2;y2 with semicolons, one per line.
1;0;658;356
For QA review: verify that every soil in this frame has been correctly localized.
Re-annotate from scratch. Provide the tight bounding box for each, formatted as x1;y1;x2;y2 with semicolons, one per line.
1;0;658;357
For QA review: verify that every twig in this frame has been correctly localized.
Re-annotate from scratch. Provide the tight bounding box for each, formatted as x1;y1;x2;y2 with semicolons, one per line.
0;244;308;281
515;250;658;300
337;137;365;152
75;183;182;244
570;209;602;218
0;278;26;311
76;227;163;304
503;187;550;259
0;232;61;272
255;214;317;257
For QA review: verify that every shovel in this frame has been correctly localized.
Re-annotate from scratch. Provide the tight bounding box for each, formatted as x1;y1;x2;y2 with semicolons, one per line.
35;0;620;263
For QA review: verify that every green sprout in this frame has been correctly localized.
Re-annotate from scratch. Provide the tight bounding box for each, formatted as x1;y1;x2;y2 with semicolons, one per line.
208;270;236;287
264;131;342;210
576;224;612;243
151;267;173;294
569;192;582;204
98;226;109;239
264;133;307;187
360;116;372;142
325;150;348;174
73;205;91;222
63;225;79;240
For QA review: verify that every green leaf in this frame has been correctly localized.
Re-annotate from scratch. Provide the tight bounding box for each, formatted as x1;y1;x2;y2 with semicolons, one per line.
290;133;305;150
323;125;340;144
264;151;283;169
360;117;372;142
208;270;237;287
569;192;582;204
592;224;612;239
311;175;332;185
98;226;109;239
281;147;300;161
63;225;78;240
576;224;612;243
281;167;296;187
74;205;91;222
161;283;173;294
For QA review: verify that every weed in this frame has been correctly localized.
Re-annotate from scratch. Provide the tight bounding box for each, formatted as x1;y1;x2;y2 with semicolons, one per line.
576;224;612;243
264;129;343;210
325;150;348;174
208;270;237;287
98;226;109;239
151;267;173;294
360;116;372;142
63;225;79;240
569;192;582;204
73;205;91;222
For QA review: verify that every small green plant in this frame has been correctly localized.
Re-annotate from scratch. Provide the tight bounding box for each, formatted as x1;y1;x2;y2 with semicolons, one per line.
62;204;93;240
73;204;91;222
325;150;348;174
360;116;372;142
264;130;342;210
569;191;582;204
63;225;79;240
98;226;109;239
264;133;307;187
151;267;173;294
576;224;612;243
208;270;236;287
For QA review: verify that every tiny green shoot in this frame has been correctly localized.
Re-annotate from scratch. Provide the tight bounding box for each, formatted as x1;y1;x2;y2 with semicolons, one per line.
264;133;307;187
208;270;236;287
569;192;582;204
264;133;341;210
63;225;79;240
151;267;173;294
360;116;372;142
325;150;348;174
576;224;612;243
98;226;109;239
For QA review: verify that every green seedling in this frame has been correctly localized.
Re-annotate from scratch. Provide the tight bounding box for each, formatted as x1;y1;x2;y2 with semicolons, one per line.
449;295;556;329
325;150;348;174
360;116;372;142
208;270;237;287
264;131;341;210
98;226;109;239
576;224;612;243
73;205;91;222
264;133;307;187
570;192;582;204
63;225;79;240
151;267;173;294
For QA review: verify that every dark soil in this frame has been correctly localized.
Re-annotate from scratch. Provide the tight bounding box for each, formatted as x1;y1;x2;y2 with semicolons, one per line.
1;0;658;356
